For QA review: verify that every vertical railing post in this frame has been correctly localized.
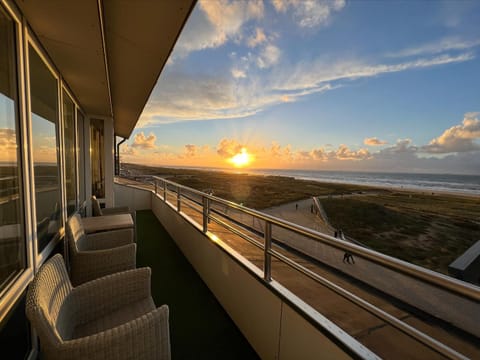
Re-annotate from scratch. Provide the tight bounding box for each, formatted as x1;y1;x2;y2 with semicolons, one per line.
264;221;272;282
154;179;158;195
202;196;209;233
177;186;181;212
163;181;167;202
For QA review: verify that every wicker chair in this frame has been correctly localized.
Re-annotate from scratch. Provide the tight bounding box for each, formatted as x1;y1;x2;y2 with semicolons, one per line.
26;254;171;360
92;195;131;217
66;214;136;286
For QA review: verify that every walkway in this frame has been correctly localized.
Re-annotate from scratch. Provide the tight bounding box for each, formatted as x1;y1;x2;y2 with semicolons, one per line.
135;210;259;360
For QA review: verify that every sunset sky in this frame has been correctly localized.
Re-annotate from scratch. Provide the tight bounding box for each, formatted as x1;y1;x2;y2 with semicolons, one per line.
121;0;480;174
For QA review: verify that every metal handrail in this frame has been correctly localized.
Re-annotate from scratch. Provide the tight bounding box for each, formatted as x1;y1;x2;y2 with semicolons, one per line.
153;176;479;302
268;248;468;360
151;176;477;359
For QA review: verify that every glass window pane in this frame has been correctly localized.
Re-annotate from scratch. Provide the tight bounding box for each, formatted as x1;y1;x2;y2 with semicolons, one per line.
63;92;76;216
29;45;61;253
0;6;25;290
77;110;85;204
90;119;104;198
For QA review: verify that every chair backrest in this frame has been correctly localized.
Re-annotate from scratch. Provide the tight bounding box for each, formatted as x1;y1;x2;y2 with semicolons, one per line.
66;214;88;253
26;254;74;346
92;195;103;216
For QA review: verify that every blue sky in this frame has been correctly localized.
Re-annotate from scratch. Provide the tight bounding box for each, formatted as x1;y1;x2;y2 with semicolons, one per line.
121;0;480;174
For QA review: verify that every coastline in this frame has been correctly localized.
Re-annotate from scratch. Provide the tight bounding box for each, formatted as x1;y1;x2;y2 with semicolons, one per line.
122;163;480;275
123;163;480;198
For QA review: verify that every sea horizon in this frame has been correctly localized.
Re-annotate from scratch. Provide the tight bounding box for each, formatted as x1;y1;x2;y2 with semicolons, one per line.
124;163;480;196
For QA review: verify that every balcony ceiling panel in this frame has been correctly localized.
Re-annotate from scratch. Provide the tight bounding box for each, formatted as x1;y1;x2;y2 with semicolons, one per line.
17;0;111;117
103;0;195;138
17;0;196;138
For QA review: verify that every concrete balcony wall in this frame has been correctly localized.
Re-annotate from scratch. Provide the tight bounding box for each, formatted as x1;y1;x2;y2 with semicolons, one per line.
113;182;151;210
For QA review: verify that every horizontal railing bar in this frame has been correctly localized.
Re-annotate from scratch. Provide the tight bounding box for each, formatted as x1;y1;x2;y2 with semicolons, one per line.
153;176;480;302
209;214;265;251
268;248;468;360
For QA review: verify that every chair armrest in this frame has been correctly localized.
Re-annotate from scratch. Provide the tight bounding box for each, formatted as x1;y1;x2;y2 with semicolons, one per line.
71;267;151;323
101;206;131;215
70;243;136;286
85;228;134;250
51;305;170;360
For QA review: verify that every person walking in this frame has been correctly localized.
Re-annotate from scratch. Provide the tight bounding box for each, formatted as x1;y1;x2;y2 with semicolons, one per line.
343;252;355;264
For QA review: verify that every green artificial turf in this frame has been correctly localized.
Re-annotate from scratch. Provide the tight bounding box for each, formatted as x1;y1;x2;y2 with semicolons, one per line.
135;210;259;360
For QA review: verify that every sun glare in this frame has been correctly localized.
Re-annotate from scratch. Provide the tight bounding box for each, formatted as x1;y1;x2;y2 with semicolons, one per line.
229;148;252;168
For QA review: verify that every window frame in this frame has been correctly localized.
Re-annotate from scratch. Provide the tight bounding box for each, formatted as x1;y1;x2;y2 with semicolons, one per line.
61;85;79;218
0;0;33;323
25;30;65;268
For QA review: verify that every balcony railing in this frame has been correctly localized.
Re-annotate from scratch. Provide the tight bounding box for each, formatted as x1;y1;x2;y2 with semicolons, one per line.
147;176;480;360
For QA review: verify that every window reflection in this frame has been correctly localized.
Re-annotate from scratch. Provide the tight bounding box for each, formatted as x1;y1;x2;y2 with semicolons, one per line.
63;92;76;216
90;119;105;198
0;7;25;290
77;110;85;204
28;45;61;252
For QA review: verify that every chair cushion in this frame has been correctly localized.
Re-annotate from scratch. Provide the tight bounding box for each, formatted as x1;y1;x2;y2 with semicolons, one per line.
92;196;103;216
67;214;88;252
72;297;155;339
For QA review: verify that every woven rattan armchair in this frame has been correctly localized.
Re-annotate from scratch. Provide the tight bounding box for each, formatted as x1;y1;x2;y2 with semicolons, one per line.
26;254;171;360
92;195;131;216
66;214;136;286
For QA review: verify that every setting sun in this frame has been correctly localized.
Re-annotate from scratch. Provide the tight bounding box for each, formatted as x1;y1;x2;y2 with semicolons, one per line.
229;148;252;168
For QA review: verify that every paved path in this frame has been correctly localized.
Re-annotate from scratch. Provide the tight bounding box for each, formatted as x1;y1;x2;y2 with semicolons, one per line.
263;198;333;235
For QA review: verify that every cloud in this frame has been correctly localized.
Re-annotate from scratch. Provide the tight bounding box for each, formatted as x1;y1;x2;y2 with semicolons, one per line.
364;137;387;146
120;144;137;155
335;144;371;160
0;128;17;150
270;142;294;160
140;44;474;126
247;28;267;48
217;138;244;158
131;132;157;149
257;44;281;69
175;0;264;57
231;68;247;79
386;37;480;58
184;144;198;158
422;113;480;153
269;142;370;162
272;0;346;28
275;52;474;92
379;139;418;155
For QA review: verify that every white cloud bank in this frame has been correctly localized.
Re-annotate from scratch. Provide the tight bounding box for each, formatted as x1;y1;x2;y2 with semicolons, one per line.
139;52;473;126
272;0;346;28
422;113;480;153
174;0;264;57
132;132;157;149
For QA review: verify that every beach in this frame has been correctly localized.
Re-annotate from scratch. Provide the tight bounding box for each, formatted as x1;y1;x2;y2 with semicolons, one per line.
122;163;480;274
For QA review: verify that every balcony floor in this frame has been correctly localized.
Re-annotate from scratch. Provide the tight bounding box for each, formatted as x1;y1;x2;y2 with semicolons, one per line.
135;210;259;360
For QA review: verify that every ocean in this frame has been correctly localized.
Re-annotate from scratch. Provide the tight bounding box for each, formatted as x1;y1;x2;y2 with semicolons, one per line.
245;169;480;196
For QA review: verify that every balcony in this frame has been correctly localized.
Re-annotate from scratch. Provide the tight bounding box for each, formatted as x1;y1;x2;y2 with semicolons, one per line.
116;177;480;360
135;209;258;359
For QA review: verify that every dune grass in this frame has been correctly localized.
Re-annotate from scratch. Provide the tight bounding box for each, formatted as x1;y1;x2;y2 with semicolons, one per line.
321;193;480;274
123;163;375;209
